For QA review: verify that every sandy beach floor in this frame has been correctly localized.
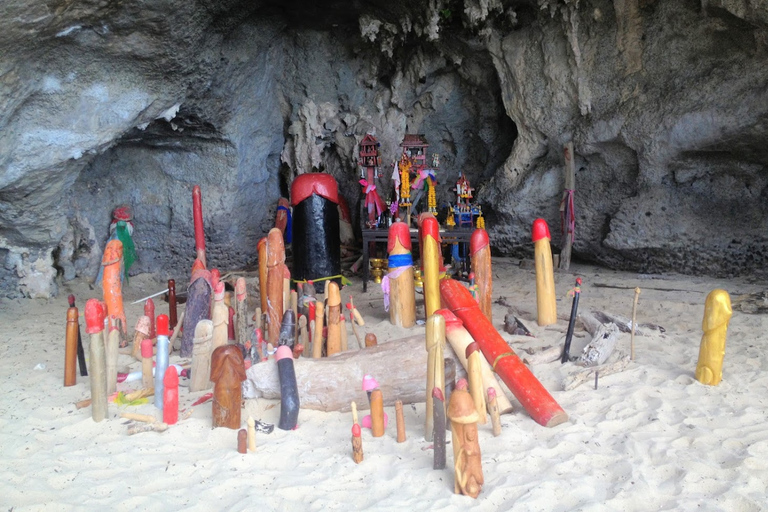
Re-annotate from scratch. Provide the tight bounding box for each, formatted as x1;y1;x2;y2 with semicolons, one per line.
1;258;767;511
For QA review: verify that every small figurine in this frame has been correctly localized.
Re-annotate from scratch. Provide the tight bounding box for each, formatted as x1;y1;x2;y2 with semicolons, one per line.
237;429;248;454
130;316;151;360
370;389;385;438
532;219;557;326
395;400;406;443
211;282;229;352
695;289;732;386
210;345;247;429
447;380;483;499
364;333;377;348
144;298;156;340
487;387;502;437
190;320;214;392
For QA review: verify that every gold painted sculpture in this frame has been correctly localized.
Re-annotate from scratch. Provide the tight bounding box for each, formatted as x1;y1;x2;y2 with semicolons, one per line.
695;289;732;386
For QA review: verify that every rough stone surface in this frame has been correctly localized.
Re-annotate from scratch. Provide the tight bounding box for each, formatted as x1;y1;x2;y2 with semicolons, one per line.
1;0;767;296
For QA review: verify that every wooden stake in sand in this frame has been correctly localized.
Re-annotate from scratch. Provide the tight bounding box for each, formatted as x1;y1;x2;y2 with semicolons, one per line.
559;141;576;271
470;228;493;323
167;279;178;330
312;300;325;358
432;387;446;470
487;387;502;437
326;282;342;356
364;333;377;348
395;400;406;443
695;289;733;386
64;306;78;387
192;185;207;267
532;219;557;326
630;287;641;361
447;380;483;499
85;299;108;422
561;278;582;364
237;429;248;454
68;295;87;377
425;314;445;441
351;423;364;463
247;417;257;452
386;220;416;328
370;389;385;437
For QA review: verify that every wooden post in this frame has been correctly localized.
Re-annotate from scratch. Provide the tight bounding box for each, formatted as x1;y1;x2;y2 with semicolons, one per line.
352;423;364;463
190;320;214;392
257;237;268;313
370;389;385;437
559;142;576;270
465;342;487;425
247;416;257;452
695;289;732;386
532;219;557;326
312;300;325;358
441;279;568;427
421;216;441;318
192;185;206;267
395;400;406;442
235;278;249;348
266;228;287;345
387;221;416;327
68;295;88;377
211;282;229;352
326;282;342;356
351;401;359;426
167;279;178;329
85;299;108;422
437;309;514;414
425;314;445;441
433;387;446;470
64;307;78;386
141;339;154;389
106;322;119;395
631;287;641;360
470;228;493;323
448;380;483;498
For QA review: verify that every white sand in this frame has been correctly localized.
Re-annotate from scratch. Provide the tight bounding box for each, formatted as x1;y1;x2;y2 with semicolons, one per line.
1;259;767;511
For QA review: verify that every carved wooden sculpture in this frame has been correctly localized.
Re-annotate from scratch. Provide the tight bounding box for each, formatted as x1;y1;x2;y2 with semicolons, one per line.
298;315;308;357
64;306;78;387
155;315;171;411
237;429;248;454
141;338;154;389
131;315;151;361
326;282;342;356
266;228;287;345
695;289;732;386
364;333;377;348
433;387;446;470
212;281;229;352
144;298;156;340
101;239;127;337
395;400;406;443
257;237;268;313
386;220;416;327
68;295;87;377
168;279;178;329
163;366;179;425
190;319;214;392
106;321;119;395
352;423;364;463
465;342;487;425
233;278;248;347
211;344;246;429
180;272;212;358
421;215;441;318
448;380;483;499
276;345;300;430
436;308;513;414
441;278;568;427
85;299;107;422
291;173;341;292
425;313;445;441
370;388;385;437
532;219;557;326
470;228;493;323
192;184;207;267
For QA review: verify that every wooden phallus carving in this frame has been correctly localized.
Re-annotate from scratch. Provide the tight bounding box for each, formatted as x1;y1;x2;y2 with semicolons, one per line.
210;345;246;429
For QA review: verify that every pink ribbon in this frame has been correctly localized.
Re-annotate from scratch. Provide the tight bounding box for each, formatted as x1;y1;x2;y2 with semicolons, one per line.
381;266;410;311
560;189;575;241
411;169;434;190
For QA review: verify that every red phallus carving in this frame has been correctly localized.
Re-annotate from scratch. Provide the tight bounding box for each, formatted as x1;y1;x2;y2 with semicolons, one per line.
192;185;205;253
470;228;490;256
157;314;170;337
532;218;551;242
144;299;155;339
85;299;106;334
387;220;412;253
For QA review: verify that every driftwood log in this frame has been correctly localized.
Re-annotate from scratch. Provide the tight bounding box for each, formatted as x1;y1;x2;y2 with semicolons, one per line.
578;322;621;367
244;335;456;412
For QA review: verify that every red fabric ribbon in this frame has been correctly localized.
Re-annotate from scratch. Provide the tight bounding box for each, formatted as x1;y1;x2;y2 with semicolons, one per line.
560;189;575;242
359;179;386;216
